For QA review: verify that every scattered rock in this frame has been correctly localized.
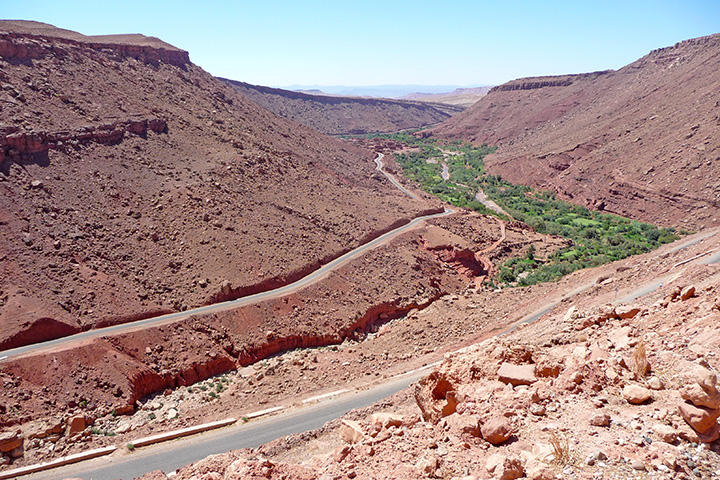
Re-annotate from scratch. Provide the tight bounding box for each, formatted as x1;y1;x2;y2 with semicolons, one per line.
415;455;439;476
66;415;86;435
442;413;480;437
653;423;678;443
680;285;696;301
589;412;611;427
616;305;641;319
647;376;663;390
680;382;720;409
585;450;607;466
370;412;404;429
486;454;524;480
497;362;537;386
339;420;366;444
481;416;512;445
0;431;23;453
623;384;653;404
678;402;720;433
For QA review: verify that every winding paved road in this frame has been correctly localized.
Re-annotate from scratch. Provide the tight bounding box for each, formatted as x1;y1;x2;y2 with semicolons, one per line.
2;155;444;361
374;153;420;200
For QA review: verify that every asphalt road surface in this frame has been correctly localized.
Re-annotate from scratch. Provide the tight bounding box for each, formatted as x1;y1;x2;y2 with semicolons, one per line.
25;368;430;480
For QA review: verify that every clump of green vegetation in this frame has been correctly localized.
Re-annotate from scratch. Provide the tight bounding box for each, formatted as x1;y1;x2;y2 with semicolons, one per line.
487;181;678;285
393;142;500;213
367;132;680;286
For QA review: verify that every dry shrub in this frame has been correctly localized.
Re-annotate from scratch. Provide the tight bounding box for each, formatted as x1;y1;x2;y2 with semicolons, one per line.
632;342;651;379
549;431;570;465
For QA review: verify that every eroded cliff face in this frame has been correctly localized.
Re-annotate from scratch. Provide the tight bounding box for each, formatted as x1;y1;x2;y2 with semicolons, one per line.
0;20;190;66
489;70;611;93
430;34;720;229
0;119;167;163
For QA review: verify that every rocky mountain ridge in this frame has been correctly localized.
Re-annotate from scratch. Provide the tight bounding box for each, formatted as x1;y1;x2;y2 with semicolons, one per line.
222;79;463;135
430;33;720;230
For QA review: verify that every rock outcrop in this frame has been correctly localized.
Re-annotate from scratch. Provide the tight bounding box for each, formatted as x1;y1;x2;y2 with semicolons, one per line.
0;118;167;162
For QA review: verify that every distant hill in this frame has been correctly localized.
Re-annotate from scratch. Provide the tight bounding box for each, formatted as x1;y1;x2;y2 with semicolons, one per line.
280;84;475;98
430;34;720;230
222;79;464;135
402;86;492;108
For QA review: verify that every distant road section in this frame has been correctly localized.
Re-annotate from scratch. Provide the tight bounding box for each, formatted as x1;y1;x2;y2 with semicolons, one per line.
374;153;420;200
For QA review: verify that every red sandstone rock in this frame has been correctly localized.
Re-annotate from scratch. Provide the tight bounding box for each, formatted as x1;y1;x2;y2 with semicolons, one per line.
481;416;512;445
339;420;366;444
616;306;641;319
680;382;720;409
0;431;22;453
681;285;696;301
497;362;537;386
623;384;653;404
678;402;720;433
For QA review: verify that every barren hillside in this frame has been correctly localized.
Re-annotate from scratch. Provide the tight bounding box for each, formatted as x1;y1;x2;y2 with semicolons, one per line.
0;21;430;351
136;228;720;480
431;34;720;230
221;79;463;135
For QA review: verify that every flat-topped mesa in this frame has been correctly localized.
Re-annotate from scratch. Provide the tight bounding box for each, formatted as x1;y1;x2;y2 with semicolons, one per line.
0;20;189;67
490;70;613;93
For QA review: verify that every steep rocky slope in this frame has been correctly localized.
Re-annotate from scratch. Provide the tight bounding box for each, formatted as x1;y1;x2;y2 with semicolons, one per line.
135;228;720;480
0;21;430;350
221;79;463;135
431;34;720;230
0;211;566;469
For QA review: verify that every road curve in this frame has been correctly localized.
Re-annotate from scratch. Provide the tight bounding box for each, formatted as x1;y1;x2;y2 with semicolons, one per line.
2;155;448;361
374;153;420;200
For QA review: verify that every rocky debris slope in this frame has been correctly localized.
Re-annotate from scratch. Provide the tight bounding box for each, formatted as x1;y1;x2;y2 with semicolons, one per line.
221;79;462;135
430;34;720;230
0;212;566;469
0;21;429;351
133;230;720;480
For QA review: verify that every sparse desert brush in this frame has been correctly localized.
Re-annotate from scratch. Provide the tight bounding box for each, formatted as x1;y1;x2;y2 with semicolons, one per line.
631;342;651;379
549;431;570;465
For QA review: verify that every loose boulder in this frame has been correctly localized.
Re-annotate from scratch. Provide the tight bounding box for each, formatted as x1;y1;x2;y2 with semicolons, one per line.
481;416;513;445
339;420;366;444
497;362;537;386
623;384;653;404
0;431;22;454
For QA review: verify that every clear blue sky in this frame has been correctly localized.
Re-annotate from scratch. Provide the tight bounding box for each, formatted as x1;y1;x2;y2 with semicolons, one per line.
2;0;719;87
